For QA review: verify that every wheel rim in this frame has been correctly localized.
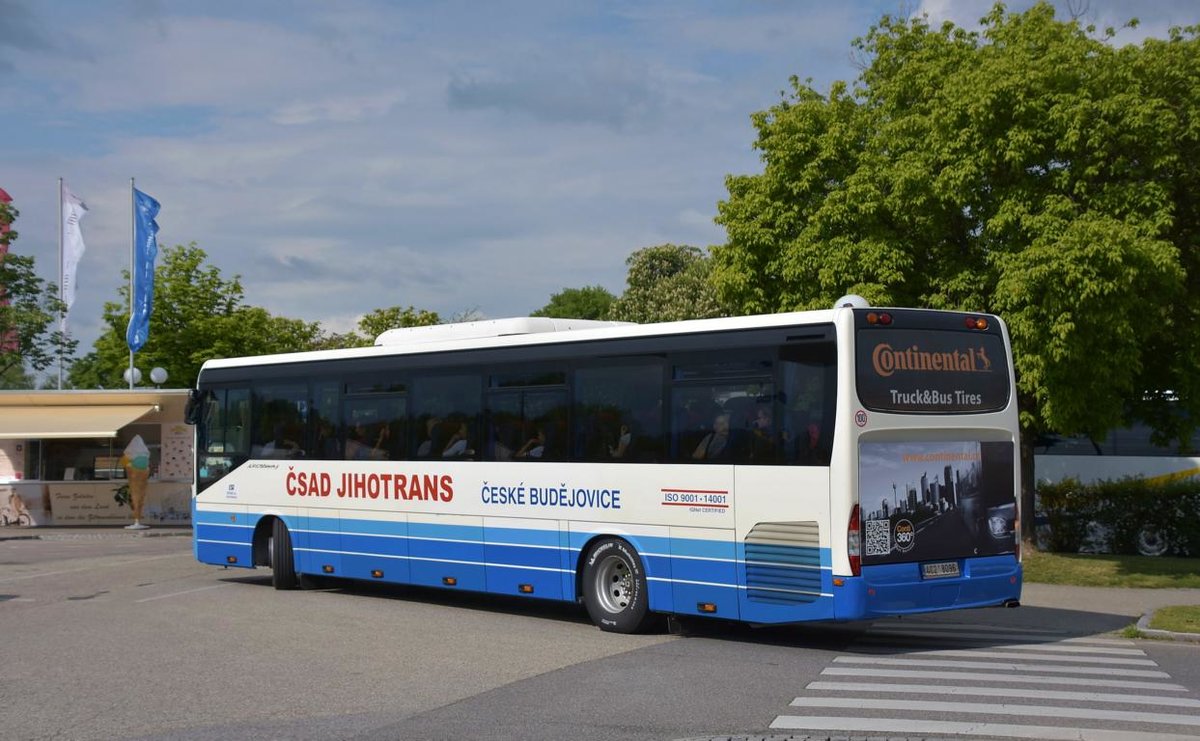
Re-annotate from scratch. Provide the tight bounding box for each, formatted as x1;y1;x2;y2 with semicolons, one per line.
593;554;633;615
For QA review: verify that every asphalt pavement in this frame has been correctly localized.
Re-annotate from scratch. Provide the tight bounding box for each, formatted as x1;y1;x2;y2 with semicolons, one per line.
4;524;1198;642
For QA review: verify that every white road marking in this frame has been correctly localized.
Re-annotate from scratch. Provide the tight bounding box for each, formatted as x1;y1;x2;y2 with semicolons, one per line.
0;553;187;583
788;697;1200;727
822;666;1186;692
807;681;1200;708
833;654;1173;679
770;716;1200;740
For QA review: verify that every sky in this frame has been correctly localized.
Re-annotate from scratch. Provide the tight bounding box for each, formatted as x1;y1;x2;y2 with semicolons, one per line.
1;0;1194;375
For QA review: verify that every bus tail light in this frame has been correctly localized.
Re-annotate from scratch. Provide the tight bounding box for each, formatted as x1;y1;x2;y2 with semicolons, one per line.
847;504;862;576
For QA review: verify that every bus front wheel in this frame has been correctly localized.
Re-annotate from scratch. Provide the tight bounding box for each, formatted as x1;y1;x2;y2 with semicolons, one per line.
582;538;651;633
270;519;299;590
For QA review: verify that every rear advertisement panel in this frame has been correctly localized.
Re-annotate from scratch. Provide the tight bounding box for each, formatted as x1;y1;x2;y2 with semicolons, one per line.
856;327;1010;414
859;441;1016;566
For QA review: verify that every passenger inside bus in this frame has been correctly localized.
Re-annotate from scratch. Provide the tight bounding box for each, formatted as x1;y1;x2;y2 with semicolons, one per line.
441;421;474;458
516;428;546;459
609;424;632;458
261;424;301;458
489;419;520;461
315;420;339;459
346;423;388;460
693;413;732;460
784;413;823;464
416;417;443;457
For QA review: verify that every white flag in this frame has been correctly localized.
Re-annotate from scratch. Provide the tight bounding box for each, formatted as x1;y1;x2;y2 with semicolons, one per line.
61;181;88;323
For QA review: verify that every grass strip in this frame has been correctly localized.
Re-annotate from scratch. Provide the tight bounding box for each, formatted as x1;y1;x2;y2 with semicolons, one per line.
1023;549;1200;589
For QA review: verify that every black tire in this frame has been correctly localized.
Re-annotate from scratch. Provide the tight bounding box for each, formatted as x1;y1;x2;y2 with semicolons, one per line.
581;537;651;633
270;519;299;590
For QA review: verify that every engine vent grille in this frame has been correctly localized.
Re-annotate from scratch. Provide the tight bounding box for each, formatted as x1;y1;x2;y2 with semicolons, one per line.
745;521;822;604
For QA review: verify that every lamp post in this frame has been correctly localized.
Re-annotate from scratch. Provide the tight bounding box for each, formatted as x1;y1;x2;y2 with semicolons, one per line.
123;366;168;388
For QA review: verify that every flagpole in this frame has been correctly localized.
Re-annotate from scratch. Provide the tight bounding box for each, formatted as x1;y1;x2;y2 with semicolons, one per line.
57;178;64;389
129;177;135;390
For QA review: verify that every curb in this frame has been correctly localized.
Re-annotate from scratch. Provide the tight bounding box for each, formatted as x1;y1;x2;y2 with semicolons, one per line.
0;527;191;542
1136;612;1200;643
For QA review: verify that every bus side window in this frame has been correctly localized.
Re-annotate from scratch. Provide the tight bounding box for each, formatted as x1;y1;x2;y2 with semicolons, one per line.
252;384;308;460
673;392;719;462
779;341;837;466
309;380;340;460
572;362;664;464
412;373;482;460
342;395;406;461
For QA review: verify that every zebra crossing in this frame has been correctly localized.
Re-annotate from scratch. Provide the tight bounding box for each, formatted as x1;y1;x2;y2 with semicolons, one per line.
770;618;1200;739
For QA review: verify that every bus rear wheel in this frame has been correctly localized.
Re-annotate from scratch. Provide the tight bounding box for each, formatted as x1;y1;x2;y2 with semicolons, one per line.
270;519;299;590
582;538;651;633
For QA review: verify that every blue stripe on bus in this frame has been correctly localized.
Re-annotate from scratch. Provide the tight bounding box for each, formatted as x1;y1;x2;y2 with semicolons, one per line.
306;530;345;553
196;539;252;568
669;538;736;560
483;542;562;570
195;521;251;538
194;510;254;527
194;510;847;622
329;517;398;536
484;524;562;548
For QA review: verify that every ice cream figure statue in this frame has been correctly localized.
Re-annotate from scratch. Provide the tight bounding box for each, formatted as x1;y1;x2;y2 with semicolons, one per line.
121;435;151;530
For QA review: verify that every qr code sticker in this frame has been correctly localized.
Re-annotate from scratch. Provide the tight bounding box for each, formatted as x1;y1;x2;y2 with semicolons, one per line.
864;519;891;556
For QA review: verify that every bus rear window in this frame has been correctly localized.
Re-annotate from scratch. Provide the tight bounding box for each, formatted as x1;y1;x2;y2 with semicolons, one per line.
856;326;1009;414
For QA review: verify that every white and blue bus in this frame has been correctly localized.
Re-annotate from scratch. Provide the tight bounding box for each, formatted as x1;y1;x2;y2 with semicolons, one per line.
188;303;1021;632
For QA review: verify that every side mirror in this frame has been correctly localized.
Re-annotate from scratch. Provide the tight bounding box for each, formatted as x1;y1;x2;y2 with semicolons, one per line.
184;389;211;426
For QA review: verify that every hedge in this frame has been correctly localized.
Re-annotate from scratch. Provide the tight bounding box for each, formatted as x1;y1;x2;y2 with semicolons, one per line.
1035;477;1200;556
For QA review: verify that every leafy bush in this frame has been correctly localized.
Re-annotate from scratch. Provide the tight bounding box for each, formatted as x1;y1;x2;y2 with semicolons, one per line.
1036;477;1200;556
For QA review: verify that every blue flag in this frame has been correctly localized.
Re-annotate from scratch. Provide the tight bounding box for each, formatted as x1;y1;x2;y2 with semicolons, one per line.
126;188;161;352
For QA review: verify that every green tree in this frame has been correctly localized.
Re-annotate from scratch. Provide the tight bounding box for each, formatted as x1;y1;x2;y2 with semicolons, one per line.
358;305;441;339
531;285;616;320
69;243;322;389
712;3;1200;537
0;363;35;389
0;198;76;388
309;306;443;350
608;244;728;323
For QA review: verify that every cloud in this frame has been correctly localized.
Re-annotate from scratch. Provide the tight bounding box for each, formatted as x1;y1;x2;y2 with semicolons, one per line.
0;0;54;74
270;89;408;126
0;0;52;51
447;55;662;130
4;0;1190;373
914;0;995;29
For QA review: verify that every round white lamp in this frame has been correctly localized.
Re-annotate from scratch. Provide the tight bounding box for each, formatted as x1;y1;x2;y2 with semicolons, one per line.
150;367;168;387
123;367;143;386
833;294;870;309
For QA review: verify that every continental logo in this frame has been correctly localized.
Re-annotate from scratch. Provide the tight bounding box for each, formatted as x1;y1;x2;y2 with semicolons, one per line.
872;344;992;378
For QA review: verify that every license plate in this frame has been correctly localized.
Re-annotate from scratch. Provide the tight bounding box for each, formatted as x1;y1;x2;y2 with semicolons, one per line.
922;561;960;579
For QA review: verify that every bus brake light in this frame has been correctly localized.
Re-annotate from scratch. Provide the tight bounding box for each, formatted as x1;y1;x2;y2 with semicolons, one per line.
847;504;862;576
965;316;989;330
